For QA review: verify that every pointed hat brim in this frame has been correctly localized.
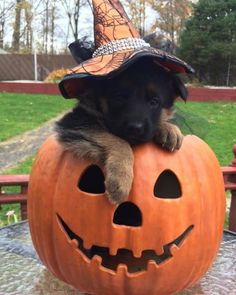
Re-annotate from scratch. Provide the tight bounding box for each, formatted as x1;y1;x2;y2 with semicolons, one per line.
59;47;194;98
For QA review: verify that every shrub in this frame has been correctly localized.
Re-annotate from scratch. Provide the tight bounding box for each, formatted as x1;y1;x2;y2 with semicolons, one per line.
45;68;68;83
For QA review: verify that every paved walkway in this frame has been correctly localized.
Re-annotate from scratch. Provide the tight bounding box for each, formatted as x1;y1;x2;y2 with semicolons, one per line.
0;115;62;173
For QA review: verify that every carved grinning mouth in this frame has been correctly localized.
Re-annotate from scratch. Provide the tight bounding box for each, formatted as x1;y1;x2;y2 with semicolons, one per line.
57;214;193;274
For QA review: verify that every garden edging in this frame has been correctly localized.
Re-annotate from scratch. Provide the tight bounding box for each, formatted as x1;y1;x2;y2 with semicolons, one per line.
0;81;236;101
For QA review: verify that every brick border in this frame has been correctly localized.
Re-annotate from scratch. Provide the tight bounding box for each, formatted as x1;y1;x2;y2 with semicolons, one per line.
0;81;236;101
0;82;59;95
188;87;236;102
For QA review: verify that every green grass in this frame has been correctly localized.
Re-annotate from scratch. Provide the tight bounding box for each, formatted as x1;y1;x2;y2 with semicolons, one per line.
0;92;75;142
177;101;236;165
5;155;35;175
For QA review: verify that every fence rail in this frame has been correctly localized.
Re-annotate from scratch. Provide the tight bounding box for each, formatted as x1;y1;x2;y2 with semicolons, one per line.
0;175;29;220
0;145;236;231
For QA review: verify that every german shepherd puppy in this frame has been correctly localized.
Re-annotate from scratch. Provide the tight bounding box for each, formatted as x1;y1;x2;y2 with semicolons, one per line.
56;59;187;204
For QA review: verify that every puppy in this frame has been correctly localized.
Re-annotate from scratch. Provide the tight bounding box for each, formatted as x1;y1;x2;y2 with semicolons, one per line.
55;58;187;204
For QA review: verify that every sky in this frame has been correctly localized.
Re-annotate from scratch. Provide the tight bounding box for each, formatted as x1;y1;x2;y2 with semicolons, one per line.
3;0;196;52
2;0;164;51
56;1;157;50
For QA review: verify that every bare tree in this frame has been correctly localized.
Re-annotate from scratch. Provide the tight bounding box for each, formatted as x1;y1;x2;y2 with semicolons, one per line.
22;1;33;52
0;0;14;49
125;0;147;36
41;0;59;54
12;0;22;52
148;0;192;45
12;0;34;52
42;0;49;53
60;0;88;41
50;0;56;54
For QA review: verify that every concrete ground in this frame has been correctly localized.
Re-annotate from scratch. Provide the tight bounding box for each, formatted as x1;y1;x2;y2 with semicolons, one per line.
0;115;62;173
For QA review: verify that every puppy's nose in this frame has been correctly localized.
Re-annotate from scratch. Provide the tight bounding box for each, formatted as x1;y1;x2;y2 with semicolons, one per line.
126;122;144;136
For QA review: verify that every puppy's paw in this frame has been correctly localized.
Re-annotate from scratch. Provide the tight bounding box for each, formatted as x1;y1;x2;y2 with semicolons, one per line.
105;164;133;205
154;122;184;151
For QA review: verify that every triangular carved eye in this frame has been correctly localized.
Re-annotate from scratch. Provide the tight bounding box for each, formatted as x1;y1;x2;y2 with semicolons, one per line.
154;170;182;199
78;165;105;194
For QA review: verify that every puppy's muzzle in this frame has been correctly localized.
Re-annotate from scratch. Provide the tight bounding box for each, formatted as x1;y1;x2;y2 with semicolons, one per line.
126;121;145;137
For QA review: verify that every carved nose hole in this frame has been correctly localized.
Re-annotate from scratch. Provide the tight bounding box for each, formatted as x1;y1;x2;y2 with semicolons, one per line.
78;165;105;194
154;170;182;199
113;202;142;227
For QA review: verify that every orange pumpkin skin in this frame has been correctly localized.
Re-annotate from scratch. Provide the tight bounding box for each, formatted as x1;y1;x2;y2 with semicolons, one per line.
28;135;225;295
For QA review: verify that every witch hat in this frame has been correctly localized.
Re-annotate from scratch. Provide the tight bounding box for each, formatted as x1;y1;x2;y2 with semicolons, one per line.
59;0;194;99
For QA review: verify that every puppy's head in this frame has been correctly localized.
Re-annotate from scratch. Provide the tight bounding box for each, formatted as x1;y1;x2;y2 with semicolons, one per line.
83;58;188;145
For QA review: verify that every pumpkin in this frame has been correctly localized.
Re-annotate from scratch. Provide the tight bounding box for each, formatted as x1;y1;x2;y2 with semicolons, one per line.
28;135;225;295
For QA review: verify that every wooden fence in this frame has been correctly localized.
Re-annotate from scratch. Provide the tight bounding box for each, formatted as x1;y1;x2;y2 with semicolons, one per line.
0;54;76;81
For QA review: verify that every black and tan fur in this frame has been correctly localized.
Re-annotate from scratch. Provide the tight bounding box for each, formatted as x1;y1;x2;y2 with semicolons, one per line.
56;59;187;204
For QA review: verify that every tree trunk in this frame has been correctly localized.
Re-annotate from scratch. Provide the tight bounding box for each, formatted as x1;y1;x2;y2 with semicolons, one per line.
50;1;56;54
226;55;231;87
12;0;22;52
170;0;175;46
44;0;49;54
0;19;4;48
25;2;33;52
140;0;146;37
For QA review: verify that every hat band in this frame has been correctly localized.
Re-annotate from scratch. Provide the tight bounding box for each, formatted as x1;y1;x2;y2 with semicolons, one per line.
92;38;150;58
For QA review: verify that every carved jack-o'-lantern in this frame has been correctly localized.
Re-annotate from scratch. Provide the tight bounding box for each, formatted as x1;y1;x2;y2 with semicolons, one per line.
28;135;225;295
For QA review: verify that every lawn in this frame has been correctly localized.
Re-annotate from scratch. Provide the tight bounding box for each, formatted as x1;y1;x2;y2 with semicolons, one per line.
177;101;236;166
0;92;75;142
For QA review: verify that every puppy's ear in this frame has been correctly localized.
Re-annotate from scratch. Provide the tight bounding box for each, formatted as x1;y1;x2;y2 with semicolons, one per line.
172;75;188;101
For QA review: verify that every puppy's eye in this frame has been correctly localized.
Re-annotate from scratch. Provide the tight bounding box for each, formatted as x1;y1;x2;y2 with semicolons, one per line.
112;91;129;106
149;97;160;107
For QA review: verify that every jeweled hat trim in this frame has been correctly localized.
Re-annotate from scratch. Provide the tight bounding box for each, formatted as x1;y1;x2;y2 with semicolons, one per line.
92;38;150;58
